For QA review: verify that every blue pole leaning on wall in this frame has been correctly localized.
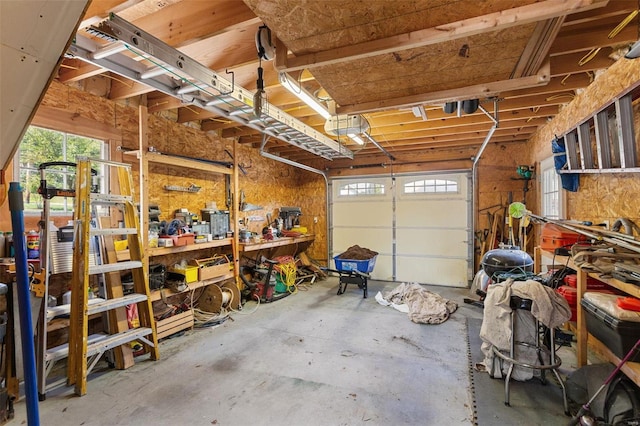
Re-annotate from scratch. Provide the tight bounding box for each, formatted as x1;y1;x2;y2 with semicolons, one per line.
8;182;40;425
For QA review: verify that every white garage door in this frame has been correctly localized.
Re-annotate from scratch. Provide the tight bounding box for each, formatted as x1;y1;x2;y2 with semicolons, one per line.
330;173;471;287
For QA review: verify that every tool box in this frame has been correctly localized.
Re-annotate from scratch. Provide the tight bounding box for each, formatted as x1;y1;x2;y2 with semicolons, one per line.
189;255;232;281
581;292;640;359
540;223;585;252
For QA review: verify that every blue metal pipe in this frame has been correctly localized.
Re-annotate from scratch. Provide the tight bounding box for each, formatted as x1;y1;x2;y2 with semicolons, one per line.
8;182;40;425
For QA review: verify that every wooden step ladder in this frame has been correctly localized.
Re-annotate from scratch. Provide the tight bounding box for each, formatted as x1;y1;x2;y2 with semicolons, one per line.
66;158;159;396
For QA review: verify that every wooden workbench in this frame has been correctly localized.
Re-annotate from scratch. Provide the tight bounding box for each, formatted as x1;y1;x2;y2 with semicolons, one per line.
239;235;314;260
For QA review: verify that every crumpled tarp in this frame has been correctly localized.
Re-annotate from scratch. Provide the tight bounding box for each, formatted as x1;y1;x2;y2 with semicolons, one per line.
376;282;458;324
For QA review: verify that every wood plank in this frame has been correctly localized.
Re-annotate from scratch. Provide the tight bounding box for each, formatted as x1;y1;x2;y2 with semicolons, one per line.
99;218;135;370
156;311;194;339
58;60;105;83
336;66;551;115
588;333;640;386
148;94;185;113
32;106;123;142
131;0;256;48
146;152;233;175
276;0;609;72
109;78;154;101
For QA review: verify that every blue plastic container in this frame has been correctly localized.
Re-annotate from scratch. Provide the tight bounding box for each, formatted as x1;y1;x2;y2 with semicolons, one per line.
334;255;377;273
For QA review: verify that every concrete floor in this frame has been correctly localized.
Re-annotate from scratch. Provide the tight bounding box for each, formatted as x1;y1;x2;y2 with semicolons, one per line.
9;277;580;425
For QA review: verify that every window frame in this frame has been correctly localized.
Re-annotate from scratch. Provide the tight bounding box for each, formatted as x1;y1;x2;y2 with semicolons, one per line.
14;126;109;216
337;181;386;197
402;177;460;195
539;156;565;220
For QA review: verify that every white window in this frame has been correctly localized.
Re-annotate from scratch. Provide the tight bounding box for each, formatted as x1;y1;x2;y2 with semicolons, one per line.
339;181;385;196
403;178;458;194
16;126;107;215
540;156;564;219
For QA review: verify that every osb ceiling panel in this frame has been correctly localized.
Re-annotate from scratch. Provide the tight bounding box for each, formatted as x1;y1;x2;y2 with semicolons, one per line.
243;0;541;106
243;0;539;53
312;25;537;106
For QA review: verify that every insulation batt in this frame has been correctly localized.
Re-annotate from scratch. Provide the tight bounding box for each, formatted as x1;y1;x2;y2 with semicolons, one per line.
381;283;458;324
479;279;571;381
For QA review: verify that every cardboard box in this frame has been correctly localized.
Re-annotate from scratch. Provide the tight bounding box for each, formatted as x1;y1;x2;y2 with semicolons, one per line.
190;255;232;281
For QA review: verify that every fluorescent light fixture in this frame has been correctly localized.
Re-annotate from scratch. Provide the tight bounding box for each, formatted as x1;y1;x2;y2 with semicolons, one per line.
347;133;364;145
626;40;640;59
279;72;331;119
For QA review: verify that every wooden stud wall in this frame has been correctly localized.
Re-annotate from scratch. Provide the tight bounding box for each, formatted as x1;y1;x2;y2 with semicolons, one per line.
16;81;327;264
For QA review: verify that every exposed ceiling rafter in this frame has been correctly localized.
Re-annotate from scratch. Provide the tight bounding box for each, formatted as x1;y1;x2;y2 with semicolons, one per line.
274;0;610;73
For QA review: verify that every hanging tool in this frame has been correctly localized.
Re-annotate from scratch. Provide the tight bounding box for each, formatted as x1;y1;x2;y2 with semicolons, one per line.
253;63;265;117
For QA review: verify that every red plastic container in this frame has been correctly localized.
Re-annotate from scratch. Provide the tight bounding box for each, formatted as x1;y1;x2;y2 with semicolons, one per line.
540;223;585;252
170;233;195;246
558;285;578;321
557;285;615;322
564;274;610;290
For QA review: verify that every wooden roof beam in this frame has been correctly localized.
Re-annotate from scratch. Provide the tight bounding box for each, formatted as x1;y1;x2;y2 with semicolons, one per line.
275;0;610;73
108;76;153;100
337;62;551;114
147;93;185;113
58;60;106;83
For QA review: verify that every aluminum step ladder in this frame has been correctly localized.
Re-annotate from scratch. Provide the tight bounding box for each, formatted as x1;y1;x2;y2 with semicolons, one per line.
66;13;353;161
560;92;640;173
66;158;159;396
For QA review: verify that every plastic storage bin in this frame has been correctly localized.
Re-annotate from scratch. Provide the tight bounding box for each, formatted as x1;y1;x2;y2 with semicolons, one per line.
168;265;199;283
557;286;578;322
558;285;615;322
333;255;377;273
564;274;610;290
581;292;640;359
540;223;585;251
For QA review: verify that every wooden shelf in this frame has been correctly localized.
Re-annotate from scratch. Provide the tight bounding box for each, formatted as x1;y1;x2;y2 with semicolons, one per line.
148;238;233;257
536;246;640;388
123;150;232;175
239;235;315;252
588;333;640;385
150;271;234;302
